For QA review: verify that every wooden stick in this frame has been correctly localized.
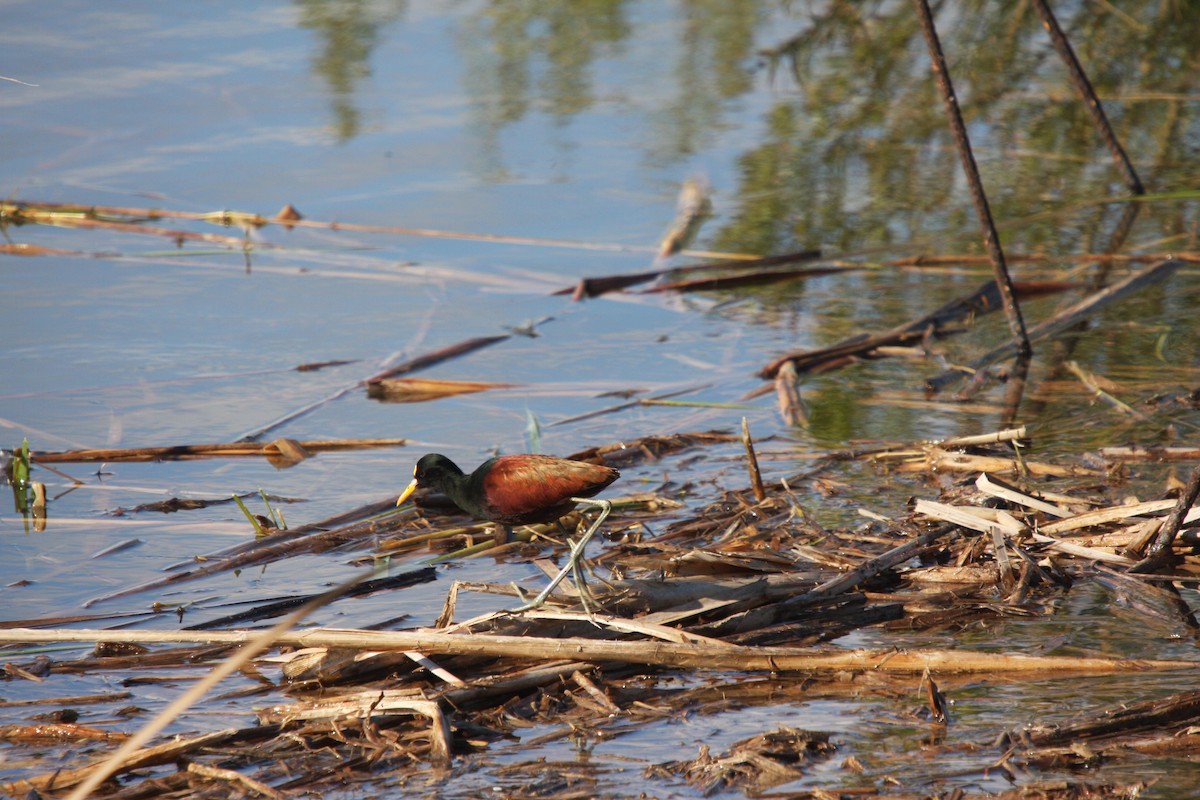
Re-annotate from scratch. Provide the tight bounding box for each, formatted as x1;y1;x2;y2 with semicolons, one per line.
758;280;1069;380
0;626;1190;675
741;417;766;502
558;248;821;299
912;0;1030;357
641;264;854;294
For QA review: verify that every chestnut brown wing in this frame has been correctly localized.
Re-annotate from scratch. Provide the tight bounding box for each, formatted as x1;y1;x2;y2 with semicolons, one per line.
478;455;618;525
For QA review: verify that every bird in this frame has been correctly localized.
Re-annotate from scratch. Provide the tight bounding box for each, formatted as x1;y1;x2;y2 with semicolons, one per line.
396;453;619;611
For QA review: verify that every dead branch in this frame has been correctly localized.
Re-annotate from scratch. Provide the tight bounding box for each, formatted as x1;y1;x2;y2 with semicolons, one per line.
758;280;1072;380
0;627;1190;675
1030;0;1144;194
556;248;822;299
926;258;1181;394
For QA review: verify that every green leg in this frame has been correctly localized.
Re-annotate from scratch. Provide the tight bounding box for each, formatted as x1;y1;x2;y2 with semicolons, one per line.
509;497;612;613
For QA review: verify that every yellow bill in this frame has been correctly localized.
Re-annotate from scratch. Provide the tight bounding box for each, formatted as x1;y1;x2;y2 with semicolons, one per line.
396;471;419;506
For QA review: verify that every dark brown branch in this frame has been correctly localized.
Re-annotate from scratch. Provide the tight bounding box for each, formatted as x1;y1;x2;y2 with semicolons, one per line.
926;258;1181;394
912;0;1031;357
366;335;512;383
758;280;1075;381
556;248;823;299
640;265;856;294
1128;465;1200;574
1030;0;1144;195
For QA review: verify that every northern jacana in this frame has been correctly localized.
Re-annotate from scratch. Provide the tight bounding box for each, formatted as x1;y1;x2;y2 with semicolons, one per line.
397;453;619;610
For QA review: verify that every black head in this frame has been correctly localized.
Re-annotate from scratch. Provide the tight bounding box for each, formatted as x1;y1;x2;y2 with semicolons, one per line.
398;453;465;507
413;453;464;488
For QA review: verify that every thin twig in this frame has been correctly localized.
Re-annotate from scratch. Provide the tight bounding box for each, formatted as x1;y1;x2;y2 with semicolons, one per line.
1030;0;1144;194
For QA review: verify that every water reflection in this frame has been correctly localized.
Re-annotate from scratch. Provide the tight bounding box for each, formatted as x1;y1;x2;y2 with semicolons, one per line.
403;1;1200;276
296;0;408;141
291;0;1199;263
719;1;1200;258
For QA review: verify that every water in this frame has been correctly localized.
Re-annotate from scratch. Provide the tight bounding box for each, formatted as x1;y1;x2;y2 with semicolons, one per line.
2;1;1199;795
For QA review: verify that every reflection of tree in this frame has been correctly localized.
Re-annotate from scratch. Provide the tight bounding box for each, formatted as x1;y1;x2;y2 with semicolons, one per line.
457;1;781;175
459;0;631;176
450;0;1198;259
644;0;763;164
296;0;408;142
712;2;1200;262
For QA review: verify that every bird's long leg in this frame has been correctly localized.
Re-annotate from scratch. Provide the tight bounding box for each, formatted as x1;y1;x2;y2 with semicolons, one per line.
509;497;611;613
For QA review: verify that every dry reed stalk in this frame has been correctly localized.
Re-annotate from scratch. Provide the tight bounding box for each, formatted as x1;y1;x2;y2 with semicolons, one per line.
975;472;1071;517
1038;500;1186;535
942;426;1028;447
3;727;272;795
31;437;407;463
741;417;766;502
895;451;1095;477
1064;361;1150;419
774;360;808;427
366;377;517;402
3;627;1190;675
61;571;374;800
0;200;756;259
1102;446;1200;462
